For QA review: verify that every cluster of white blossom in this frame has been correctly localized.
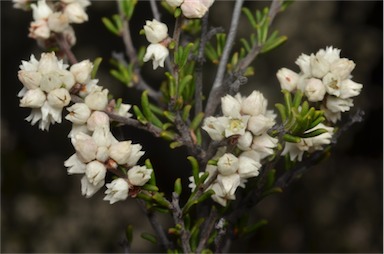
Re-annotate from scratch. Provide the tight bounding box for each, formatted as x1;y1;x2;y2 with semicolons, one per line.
143;19;170;70
165;0;215;18
13;0;90;46
194;91;278;206
276;46;363;123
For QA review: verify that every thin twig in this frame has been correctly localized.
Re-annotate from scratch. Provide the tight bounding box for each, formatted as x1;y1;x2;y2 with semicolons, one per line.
171;192;192;253
137;199;173;251
196;206;217;253
205;0;245;117
55;33;78;64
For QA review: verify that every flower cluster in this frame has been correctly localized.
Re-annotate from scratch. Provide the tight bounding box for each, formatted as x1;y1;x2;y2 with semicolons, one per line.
196;91;278;206
143;19;170;70
166;0;215;19
276;46;363;123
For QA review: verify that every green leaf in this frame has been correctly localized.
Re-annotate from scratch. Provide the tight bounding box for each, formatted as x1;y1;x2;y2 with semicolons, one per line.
152;192;170;208
102;17;120;36
190;112;205;131
160;131;177;141
275;103;287;123
242;219;268;235
242;7;257;29
141;232;157;244
174;178;182;196
182;105;192;121
170;141;183;149
142;184;159;192
187;156;199;184
133;105;148;124
261;35;287;53
283;133;301;143
141;91;163;128
125;225;134;244
91;57;102;79
301;128;328;138
265;169;276;190
146;159;156;186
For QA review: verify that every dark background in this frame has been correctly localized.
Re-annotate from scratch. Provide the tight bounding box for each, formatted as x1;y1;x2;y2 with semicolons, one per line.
1;1;383;253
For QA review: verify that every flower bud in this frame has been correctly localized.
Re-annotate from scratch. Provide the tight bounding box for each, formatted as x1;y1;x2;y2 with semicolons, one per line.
339;79;363;99
237;131;253;151
66;103;91;124
330;58;355;80
70;59;93;84
295;53;311;76
18;70;42;90
202;116;228;141
64;153;86;174
104;178;130;204
126;144;144;166
251;133;278;159
29;19;50;39
304;78;326;102
84;87;109;111
31;0;52;20
64;2;88;23
310;54;329;78
19;88;46;108
38;52;60;75
144;19;168;44
221;95;241;118
322;73;341;97
143;43;169;70
217;153;239;176
92;126;113;147
127;166;152;186
96;146;109;162
276;68;299;92
85;160;107;186
181;0;213;18
217;173;240;196
47;88;71;108
114;103;133;118
241;91;268;116
87;111;110;131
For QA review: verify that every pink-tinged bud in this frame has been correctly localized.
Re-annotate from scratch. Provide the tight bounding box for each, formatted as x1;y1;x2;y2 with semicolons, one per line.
104;178;129;204
217;153;239;176
29;19;50;39
85;160;107;186
144;19;168;44
181;0;213;18
70;59;93;84
276;68;299;92
109;141;132;165
66;103;91;124
64;2;88;23
47;88;71;108
19;88;46;108
127;166;152;186
87;111;110;131
304;78;326;102
92;126;113;147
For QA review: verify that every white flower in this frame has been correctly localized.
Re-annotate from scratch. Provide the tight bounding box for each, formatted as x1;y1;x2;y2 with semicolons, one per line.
66;103;91;124
92;126;113;148
104;178;130;204
31;0;52;20
310;52;330;78
202;116;228;141
144;19;168;44
326;96;354;113
126;144;145;166
241;91;268;116
81;175;104;198
18;70;42;90
70;59;93;84
84;86;109;111
72;132;98;163
85;160;107;186
322;72;341;97
321;105;341;123
114;103;133;118
47;12;69;32
247;114;275;136
216;174;240;196
181;0;214;18
37;52;63;74
166;0;184;7
19;89;46;108
251;133;278;159
64;153;86;174
330;58;355;80
127;166;152;186
221;95;241;118
143;43;169;70
68;124;90;138
339;79;363;99
109;141;133;165
307;123;334;147
238;155;261;178
281;141;305;161
64;2;88;23
276;68;299;92
87;111;110;131
12;0;31;11
304;78;326;102
217;153;239;176
295;53;311;76
46;88;71;108
224;116;249;137
210;182;235;207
